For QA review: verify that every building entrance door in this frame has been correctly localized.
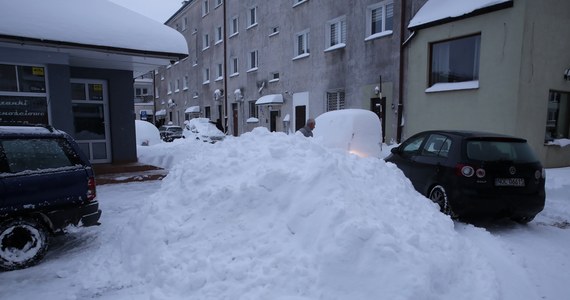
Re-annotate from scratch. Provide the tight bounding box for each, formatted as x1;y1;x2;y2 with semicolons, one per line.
371;97;386;143
70;79;111;163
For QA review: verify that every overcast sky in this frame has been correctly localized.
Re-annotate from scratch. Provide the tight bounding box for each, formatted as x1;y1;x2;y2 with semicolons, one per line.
108;0;185;23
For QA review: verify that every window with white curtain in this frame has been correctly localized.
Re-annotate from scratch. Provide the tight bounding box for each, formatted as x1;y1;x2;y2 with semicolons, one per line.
430;34;481;86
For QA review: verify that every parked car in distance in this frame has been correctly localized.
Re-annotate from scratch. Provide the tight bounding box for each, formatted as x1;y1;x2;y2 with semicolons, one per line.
158;125;184;142
184;118;225;143
313;109;382;158
0;125;101;271
385;130;545;223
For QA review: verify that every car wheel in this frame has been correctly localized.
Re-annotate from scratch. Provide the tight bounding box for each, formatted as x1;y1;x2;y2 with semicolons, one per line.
0;218;49;271
428;185;452;216
511;215;535;224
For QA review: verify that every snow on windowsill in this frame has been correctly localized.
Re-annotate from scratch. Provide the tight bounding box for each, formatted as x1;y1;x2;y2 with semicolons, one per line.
365;30;393;42
247;23;258;30
269;31;279;37
229;32;239;38
292;53;310;61
246;117;259;123
247;67;258;73
425;80;479;93
269;78;279;83
202;46;210;51
546;139;570;147
324;43;346;52
230;72;239;78
203;80;210;85
293;0;308;8
215;40;223;45
215;77;223;82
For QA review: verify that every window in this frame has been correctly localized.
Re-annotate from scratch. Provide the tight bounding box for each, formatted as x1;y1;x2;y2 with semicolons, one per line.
216;0;222;7
248;50;258;71
249;101;258;118
203;68;210;84
216;26;223;44
230;16;239;37
216;63;223;81
270;26;279;37
0;64;46;93
230;57;239;76
167;81;173;94
205;106;211;118
326;16;346;49
430;34;480;86
294;30;310;58
202;0;209;16
366;1;394;39
327;90;345;111
183;17;188;31
175;79;180;92
184;75;189;90
545;91;570;142
269;72;280;82
203;33;210;50
1;139;74;173
248;6;257;28
421;134;451;157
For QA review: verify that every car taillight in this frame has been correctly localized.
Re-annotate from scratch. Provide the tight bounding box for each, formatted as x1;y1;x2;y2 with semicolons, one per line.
456;164;486;178
87;176;97;201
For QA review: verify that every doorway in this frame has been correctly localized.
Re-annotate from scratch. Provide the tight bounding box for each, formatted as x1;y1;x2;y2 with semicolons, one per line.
295;105;306;131
70;79;111;163
270;110;279;132
232;103;239;136
371;97;386;143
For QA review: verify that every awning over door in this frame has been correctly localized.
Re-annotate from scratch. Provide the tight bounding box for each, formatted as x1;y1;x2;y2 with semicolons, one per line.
255;94;283;105
185;106;200;113
155;109;166;116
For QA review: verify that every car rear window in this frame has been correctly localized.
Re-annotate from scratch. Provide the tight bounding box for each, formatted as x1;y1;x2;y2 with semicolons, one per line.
466;139;538;163
169;127;183;133
1;138;75;173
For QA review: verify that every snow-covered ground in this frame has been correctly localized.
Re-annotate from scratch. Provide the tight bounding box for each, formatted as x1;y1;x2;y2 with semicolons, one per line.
1;128;569;299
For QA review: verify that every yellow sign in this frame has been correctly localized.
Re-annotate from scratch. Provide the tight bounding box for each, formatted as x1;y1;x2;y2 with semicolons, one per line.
32;67;45;76
93;84;103;92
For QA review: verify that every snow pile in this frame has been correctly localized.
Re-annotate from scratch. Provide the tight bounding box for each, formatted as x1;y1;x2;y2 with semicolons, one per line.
127;127;497;299
135;120;162;146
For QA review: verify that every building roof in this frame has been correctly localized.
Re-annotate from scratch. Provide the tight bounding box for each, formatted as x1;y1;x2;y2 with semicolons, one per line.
408;0;513;30
0;0;189;77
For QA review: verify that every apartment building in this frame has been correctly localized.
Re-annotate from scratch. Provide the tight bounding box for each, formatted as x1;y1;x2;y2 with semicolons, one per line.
155;0;409;142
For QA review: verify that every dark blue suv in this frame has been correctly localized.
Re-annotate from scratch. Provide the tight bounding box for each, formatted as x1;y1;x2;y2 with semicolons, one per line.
0;125;101;270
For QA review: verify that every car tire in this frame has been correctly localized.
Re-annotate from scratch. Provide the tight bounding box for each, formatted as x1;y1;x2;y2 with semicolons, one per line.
0;218;49;271
428;185;453;216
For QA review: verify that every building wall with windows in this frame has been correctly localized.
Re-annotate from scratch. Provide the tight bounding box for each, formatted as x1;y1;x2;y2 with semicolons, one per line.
404;0;570;167
157;0;405;142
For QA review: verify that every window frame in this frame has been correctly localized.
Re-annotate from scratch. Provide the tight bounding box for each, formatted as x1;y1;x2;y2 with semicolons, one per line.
216;26;223;44
203;33;210;50
216;63;223;81
326;90;346;111
248;50;259;72
428;33;481;88
366;1;394;41
230;57;239;77
203;68;210;84
202;0;210;16
247;6;258;29
230;16;239;37
294;29;310;59
326;16;347;51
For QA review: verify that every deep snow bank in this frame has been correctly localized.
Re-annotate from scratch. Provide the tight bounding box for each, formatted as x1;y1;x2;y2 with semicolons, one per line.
131;128;498;299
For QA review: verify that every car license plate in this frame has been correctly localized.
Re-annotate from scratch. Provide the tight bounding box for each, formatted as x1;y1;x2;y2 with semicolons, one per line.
495;178;525;187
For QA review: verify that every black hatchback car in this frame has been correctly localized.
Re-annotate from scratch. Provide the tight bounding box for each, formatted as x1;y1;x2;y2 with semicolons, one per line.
0;125;101;270
385;130;545;223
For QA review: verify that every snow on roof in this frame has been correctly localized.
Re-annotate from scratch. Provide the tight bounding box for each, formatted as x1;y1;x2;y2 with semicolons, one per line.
0;0;188;57
409;0;512;30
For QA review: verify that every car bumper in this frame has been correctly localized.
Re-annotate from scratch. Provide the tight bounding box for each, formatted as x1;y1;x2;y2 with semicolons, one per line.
450;188;545;219
47;201;102;230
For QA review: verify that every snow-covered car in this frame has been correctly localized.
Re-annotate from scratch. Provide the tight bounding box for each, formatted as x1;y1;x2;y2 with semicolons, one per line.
313;109;382;158
158;125;184;142
184;118;225;143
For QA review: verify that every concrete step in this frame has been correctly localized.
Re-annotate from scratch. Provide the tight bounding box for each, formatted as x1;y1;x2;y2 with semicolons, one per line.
93;163;168;185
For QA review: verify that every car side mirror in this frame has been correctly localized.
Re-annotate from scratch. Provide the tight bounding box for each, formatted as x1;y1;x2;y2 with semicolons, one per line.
391;147;400;154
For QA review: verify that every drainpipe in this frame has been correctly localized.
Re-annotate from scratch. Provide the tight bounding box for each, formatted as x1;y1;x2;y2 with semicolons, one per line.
397;0;407;143
222;0;229;134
